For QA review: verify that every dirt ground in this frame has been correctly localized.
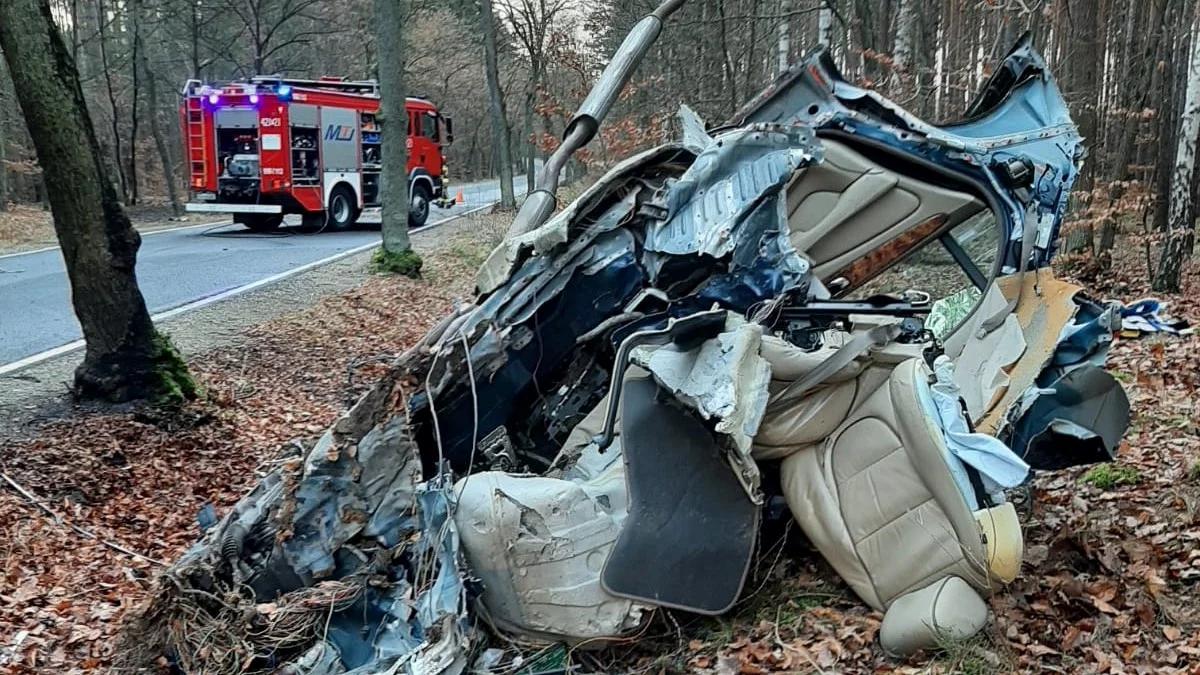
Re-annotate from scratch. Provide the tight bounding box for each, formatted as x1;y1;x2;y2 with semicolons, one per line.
0;217;1197;673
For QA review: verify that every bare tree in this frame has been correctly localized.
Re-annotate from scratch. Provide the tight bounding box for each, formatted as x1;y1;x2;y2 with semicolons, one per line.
817;0;833;45
375;0;418;274
214;0;335;74
777;0;792;75
0;58;8;212
129;1;142;206
95;0;131;202
481;0;516;208
0;0;193;401
137;0;183;216
1154;3;1200;291
893;0;917;70
497;0;570;190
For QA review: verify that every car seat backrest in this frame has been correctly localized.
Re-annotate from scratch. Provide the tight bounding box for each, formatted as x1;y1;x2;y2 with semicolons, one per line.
781;358;990;610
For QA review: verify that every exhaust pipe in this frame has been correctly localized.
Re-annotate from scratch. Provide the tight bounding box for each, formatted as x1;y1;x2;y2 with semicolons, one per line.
504;0;687;239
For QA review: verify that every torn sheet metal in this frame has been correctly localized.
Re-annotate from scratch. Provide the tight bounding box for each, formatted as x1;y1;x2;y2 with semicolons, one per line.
147;392;469;675
944;281;1027;420
975;272;1081;436
285;416;423;579
476;145;689;294
731;34;1082;272
1008;365;1130;470
644;125;820;261
677;104;713;154
630;315;771;500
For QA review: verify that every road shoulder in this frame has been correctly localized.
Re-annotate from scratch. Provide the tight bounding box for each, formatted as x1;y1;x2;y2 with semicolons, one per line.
0;210;501;439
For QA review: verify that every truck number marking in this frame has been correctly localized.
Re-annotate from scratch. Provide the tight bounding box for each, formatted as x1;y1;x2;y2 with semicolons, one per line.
261;117;282;127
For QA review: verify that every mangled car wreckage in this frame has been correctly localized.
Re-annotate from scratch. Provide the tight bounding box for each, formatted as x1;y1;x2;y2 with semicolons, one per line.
132;5;1131;672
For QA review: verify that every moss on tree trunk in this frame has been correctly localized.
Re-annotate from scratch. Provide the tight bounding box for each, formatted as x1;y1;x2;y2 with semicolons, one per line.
0;0;195;402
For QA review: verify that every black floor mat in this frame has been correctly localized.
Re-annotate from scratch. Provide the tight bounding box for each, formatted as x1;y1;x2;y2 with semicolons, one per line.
602;375;759;614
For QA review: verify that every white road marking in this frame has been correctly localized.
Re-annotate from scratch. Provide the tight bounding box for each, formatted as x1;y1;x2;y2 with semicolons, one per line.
0;203;494;377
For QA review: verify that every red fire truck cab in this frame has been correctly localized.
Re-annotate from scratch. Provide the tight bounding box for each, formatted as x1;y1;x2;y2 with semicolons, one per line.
181;76;452;231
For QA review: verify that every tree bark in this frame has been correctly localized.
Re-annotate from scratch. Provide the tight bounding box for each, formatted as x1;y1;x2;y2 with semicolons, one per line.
0;0;190;401
128;2;141;206
1097;2;1150;265
480;0;516;208
817;0;833;46
137;0;183;217
893;0;916;71
96;0;130;204
0;60;8;212
1064;0;1100;254
777;0;791;75
1154;4;1200;292
523;75;536;194
376;0;412;255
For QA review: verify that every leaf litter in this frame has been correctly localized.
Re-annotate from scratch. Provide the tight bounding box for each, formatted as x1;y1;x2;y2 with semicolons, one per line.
0;228;1197;674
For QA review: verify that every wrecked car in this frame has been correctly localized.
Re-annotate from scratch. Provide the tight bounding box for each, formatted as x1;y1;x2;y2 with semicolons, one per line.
127;5;1130;672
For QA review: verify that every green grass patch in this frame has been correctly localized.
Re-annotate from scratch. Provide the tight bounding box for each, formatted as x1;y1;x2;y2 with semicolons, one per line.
1080;464;1141;490
370;247;423;278
1188;461;1200;483
929;633;1009;675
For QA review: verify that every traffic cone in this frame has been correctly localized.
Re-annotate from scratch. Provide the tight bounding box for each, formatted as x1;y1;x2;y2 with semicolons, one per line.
455;189;465;204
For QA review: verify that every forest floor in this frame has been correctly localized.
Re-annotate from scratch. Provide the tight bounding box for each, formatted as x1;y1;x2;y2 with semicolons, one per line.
0;203;213;256
0;219;1198;674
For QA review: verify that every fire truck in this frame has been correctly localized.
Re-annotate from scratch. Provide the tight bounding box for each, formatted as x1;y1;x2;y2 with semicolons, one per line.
180;76;453;231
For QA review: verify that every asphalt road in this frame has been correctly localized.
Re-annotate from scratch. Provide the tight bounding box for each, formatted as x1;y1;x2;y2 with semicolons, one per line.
0;173;528;370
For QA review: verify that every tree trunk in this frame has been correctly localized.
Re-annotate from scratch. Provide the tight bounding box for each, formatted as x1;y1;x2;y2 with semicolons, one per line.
0;60;8;212
1153;0;1188;235
137;0;182;216
0;0;191;401
777;0;791;75
1097;2;1150;266
190;0;202;78
523;75;536;194
128;3;141;207
96;0;130;204
376;0;412;255
817;0;833;45
893;0;916;71
1154;5;1200;292
480;0;515;209
1064;0;1100;254
717;0;738;112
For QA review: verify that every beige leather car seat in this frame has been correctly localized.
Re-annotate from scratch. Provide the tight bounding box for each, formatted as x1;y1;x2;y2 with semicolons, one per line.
780;358;991;610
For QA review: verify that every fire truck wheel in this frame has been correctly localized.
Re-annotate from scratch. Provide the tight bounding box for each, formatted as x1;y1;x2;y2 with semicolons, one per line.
408;184;431;228
328;185;361;230
237;214;283;232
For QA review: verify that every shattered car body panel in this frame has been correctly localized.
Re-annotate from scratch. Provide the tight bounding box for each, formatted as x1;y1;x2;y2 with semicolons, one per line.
730;34;1082;276
139;27;1132;673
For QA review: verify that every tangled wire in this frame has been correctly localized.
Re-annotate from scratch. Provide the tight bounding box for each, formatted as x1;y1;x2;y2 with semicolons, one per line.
119;572;364;675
